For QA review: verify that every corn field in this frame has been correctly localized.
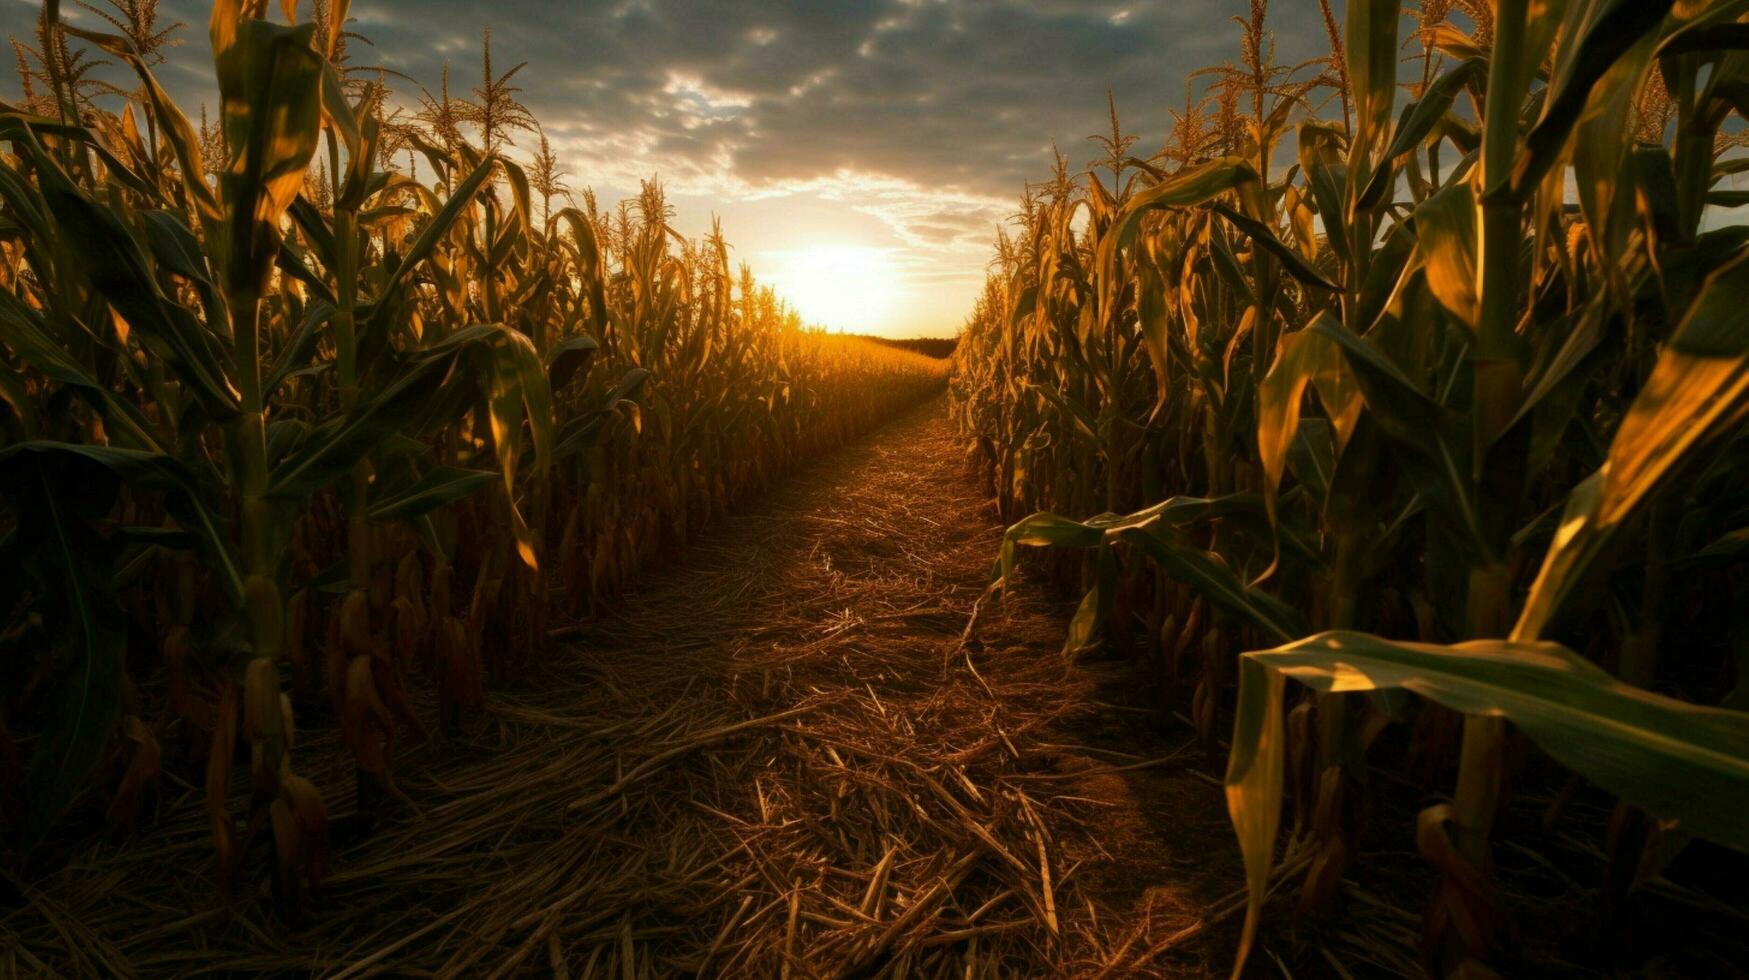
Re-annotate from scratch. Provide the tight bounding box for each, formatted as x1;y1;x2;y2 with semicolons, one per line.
951;0;1749;974
7;0;1749;974
0;0;945;912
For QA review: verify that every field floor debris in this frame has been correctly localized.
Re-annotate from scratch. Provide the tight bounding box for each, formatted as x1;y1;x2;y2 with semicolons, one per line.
6;398;1248;977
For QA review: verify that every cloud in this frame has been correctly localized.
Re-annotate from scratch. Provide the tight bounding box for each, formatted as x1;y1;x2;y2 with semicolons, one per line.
10;0;1335;334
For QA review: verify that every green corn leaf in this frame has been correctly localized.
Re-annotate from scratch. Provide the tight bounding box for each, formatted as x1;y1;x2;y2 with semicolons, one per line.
555;207;609;335
1257;319;1358;525
1352;222;1418;355
265;323;556;568
481;325;554;568
267;353;454;501
1658;20;1749;57
287;196;339;274
1513;0;1678;196
1209;203;1341;292
1115;526;1304;643
0;113;162;202
23;147;241;418
1102;157;1262;268
998;498;1301;643
1310;316;1488;560
1413;179;1481;330
1206;220;1257;307
1347;0;1405;164
1516;245;1749;639
1297;123;1351;265
602;366;654;409
276;239;339;307
1032;382;1100;446
210;11;325;297
264;300;335;398
141;210;225;327
1359;58;1486;207
0;154;53;261
499;156;534;248
59;24;221;231
1062;548;1119;657
1224;630;1749;976
0;293;164;451
363;153;496;335
998;512;1104;590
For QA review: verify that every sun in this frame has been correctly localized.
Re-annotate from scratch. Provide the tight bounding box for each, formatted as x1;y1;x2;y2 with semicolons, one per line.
765;245;898;334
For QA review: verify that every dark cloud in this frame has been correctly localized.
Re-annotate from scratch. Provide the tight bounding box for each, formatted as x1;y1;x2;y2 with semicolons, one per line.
14;0;1327;195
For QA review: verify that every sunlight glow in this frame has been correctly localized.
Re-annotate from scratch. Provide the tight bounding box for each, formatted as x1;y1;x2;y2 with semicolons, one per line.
764;245;899;334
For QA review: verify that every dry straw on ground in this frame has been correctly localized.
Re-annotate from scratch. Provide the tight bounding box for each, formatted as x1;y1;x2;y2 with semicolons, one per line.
5;401;1261;978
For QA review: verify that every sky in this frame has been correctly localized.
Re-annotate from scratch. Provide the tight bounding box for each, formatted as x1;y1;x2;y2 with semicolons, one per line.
5;0;1333;338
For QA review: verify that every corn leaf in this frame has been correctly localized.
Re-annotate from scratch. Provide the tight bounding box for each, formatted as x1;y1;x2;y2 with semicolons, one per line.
1309;315;1489;559
1103;157;1262;265
23;148;242;418
1209;203;1341;292
1513;0;1678;195
1225;630;1749;975
1257;319;1354;525
362;153;496;335
999;498;1302;643
547;334;600;390
1347;0;1404;163
60;24;221;230
367;467;497;523
1516;245;1749;638
1412;179;1480;330
1115;526;1303;643
211;13;324;296
1359;58;1485;207
266;352;455;500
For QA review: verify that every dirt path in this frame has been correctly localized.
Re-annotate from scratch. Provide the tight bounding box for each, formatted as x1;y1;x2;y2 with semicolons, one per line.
6;397;1246;978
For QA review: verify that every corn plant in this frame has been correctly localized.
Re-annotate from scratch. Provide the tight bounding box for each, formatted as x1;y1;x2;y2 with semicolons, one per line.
953;0;1749;972
1;0;946;906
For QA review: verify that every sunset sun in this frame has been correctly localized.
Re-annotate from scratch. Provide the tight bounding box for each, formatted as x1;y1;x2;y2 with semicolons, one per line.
765;244;897;333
